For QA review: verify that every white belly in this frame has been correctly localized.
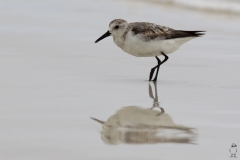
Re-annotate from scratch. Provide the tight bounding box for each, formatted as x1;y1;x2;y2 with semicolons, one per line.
230;147;237;153
120;33;194;57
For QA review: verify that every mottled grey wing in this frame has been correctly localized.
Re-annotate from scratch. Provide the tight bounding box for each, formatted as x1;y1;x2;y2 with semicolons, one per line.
130;23;172;40
130;22;205;40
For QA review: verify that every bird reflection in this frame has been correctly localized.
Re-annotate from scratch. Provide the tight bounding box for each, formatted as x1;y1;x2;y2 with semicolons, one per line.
91;83;197;145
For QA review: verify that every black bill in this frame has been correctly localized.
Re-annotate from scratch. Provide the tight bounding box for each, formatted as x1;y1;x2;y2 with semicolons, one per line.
95;31;111;43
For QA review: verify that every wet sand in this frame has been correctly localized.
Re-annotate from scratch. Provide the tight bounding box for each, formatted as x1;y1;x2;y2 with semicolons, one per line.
1;0;240;159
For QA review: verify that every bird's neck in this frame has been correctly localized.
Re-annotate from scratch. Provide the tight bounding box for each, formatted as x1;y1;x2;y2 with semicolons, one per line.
113;30;127;49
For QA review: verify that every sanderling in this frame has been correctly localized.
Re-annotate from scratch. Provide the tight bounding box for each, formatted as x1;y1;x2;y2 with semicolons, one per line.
95;19;205;82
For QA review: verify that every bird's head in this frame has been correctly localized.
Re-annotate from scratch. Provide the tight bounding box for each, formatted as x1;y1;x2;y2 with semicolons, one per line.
232;143;237;147
95;19;128;43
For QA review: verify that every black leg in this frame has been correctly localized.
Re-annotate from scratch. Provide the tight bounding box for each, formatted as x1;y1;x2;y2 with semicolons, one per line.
149;56;161;81
152;52;169;82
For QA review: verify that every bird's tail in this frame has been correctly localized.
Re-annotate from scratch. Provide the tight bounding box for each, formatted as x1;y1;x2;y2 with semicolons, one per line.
177;30;206;37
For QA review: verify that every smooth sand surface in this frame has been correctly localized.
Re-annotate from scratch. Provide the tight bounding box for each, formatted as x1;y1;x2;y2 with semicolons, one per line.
1;0;240;159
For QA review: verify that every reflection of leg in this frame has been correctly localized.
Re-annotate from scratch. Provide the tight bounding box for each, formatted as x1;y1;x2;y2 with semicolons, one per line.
149;82;158;102
153;82;158;103
149;83;165;113
159;107;165;113
149;84;154;99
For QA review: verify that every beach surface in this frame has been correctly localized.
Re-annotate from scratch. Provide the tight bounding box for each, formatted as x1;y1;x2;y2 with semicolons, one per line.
1;0;240;159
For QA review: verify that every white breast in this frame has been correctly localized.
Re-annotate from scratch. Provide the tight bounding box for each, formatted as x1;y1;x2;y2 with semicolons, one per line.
230;147;237;153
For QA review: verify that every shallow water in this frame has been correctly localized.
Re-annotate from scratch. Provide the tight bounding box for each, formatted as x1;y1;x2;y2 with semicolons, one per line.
1;0;240;160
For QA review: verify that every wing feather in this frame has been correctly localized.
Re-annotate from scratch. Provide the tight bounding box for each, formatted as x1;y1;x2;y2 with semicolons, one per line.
129;22;205;40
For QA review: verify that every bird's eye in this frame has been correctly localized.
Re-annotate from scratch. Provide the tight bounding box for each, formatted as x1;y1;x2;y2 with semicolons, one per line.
114;25;119;29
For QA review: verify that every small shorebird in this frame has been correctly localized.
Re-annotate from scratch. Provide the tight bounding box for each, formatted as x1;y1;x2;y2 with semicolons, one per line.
95;19;205;81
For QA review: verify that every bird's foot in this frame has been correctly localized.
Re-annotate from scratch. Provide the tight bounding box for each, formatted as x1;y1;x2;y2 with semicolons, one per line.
151;78;157;82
